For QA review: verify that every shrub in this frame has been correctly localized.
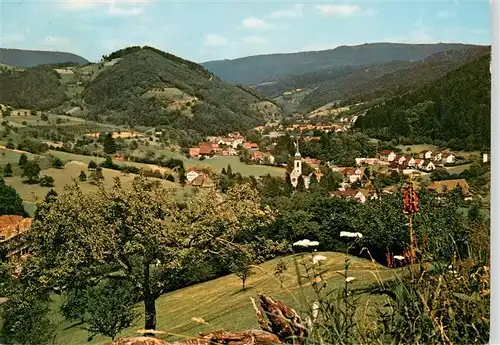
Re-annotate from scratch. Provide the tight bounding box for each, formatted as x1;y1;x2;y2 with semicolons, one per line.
39;175;55;187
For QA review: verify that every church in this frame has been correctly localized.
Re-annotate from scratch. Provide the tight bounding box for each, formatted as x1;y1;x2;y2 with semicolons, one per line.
289;141;317;189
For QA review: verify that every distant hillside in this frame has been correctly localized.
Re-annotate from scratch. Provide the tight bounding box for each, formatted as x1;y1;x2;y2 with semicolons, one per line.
80;47;267;135
0;48;88;68
353;53;491;151
201;42;482;85
0;66;67;109
295;45;491;111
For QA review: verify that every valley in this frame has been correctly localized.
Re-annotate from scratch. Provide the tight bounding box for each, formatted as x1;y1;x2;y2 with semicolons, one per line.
0;39;491;345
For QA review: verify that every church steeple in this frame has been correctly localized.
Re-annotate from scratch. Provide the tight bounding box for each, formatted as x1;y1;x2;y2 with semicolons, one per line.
294;138;301;158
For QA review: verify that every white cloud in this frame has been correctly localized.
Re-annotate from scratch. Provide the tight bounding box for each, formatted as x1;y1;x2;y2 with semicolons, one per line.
241;16;271;29
266;3;303;19
436;10;455;19
0;33;26;45
204;34;228;47
316;4;360;16
242;36;268;44
59;0;148;17
108;4;143;16
59;0;110;11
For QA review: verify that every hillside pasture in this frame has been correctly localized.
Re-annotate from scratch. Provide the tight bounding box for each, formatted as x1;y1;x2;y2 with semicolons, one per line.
54;68;76;85
143;87;198;117
185;156;286;177
4;161;176;203
251;101;280;119
0;147;51;173
6;110;86;127
53;252;396;345
86;131;146;139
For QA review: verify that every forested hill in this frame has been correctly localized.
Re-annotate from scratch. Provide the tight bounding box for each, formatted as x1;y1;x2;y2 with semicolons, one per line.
81;48;266;135
0;48;88;67
259;45;490;112
0;66;67;109
353;52;491;151
201;42;481;85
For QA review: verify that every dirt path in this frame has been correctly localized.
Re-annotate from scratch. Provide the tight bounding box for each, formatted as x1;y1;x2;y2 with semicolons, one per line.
0;145;29;154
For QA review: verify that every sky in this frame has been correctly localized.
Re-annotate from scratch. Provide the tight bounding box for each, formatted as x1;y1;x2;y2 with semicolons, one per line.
0;0;493;63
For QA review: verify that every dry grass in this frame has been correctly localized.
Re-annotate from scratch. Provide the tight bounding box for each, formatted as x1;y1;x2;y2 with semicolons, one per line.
52;252;396;345
4;161;175;203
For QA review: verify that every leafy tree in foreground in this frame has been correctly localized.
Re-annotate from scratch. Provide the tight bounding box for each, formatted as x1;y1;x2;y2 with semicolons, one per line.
84;280;139;341
231;251;255;291
0;285;56;345
27;176;272;333
88;160;98;170
0;177;27;217
21;160;41;183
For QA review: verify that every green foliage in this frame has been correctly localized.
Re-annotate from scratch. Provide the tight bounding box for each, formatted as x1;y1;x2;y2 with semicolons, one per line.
41;113;48;121
319;169;342;192
88;160;97;170
300;132;376;167
84;280;139;341
18;153;28;167
0;66;67;109
2;163;13;177
51;156;65;169
21;160;41;183
296;175;306;192
16;138;49;154
230;251;256;290
79;170;87;181
90;166;104;184
83;48;264;135
27;178;272;332
60;288;88;323
39;175;55;187
369;262;489;345
0;176;27;216
102;133;117;154
0;288;56;345
355;53;491;150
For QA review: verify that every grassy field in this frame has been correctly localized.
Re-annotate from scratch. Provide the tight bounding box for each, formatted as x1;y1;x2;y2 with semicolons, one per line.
7;111;86;127
0;148;51;173
184;156;286;178
397;144;438;154
446;163;473;174
129;149;286;178
52;252;396;345
4;161;176;203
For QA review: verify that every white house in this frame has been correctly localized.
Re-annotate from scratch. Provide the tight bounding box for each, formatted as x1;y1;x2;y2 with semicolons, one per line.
419;150;433;159
186;168;202;182
394;155;406;165
407;157;416;167
432;151;443;162
442;152;456;164
379;150;396;162
421;160;436;171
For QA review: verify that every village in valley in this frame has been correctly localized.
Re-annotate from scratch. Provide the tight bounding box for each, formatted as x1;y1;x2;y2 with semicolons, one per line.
0;4;491;342
182;118;479;203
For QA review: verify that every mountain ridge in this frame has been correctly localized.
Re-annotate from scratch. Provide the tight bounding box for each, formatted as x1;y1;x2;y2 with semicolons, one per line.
201;42;485;85
0;48;89;68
